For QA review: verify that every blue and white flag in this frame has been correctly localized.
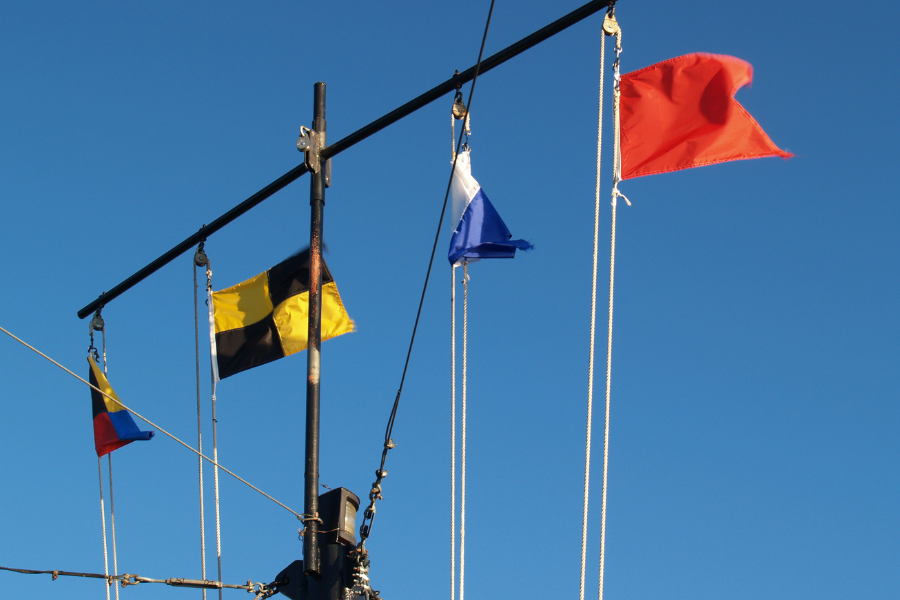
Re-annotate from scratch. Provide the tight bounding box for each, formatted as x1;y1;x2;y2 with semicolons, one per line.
447;148;532;266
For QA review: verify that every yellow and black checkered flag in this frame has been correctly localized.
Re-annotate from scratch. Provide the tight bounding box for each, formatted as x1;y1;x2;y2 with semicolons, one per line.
210;249;353;379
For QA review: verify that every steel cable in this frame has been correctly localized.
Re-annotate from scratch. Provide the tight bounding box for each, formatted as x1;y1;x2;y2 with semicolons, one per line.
0;325;303;520
358;0;497;550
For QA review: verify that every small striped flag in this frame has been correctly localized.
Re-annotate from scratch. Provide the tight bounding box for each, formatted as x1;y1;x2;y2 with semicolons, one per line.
89;356;153;457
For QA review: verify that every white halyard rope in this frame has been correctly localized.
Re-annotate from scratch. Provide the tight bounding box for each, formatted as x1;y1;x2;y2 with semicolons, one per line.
108;453;120;600
98;458;110;600
450;265;457;600
212;392;223;600
99;340;121;600
204;260;224;600
598;25;624;600
580;23;606;600
460;262;468;600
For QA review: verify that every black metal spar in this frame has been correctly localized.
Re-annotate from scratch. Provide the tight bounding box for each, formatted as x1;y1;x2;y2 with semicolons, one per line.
77;0;616;319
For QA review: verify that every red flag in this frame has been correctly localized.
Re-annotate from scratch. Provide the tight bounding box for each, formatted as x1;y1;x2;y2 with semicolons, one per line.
619;53;791;180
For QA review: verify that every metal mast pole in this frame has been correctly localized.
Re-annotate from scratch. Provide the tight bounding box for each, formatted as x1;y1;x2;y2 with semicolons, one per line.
304;81;327;578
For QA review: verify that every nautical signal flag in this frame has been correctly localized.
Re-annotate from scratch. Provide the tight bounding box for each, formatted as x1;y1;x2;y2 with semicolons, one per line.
89;356;153;457
619;53;791;180
448;148;532;266
210;249;354;380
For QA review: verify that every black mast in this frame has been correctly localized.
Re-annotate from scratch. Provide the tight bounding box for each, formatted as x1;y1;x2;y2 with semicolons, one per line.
304;81;327;577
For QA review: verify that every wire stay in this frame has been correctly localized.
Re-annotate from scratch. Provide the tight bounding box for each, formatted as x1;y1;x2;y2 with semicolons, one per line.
356;0;497;552
0;566;277;597
0;324;302;520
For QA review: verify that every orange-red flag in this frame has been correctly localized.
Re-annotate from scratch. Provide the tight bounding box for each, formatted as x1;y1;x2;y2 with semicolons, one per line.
619;53;791;180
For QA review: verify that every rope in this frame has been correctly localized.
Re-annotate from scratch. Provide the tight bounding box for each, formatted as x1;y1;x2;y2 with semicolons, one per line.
0;325;303;520
356;0;496;551
194;256;208;600
580;16;606;600
598;22;624;600
97;329;122;600
450;269;457;600
460;262;468;600
211;394;223;600
95;318;113;600
108;453;120;600
206;260;224;600
98;457;110;600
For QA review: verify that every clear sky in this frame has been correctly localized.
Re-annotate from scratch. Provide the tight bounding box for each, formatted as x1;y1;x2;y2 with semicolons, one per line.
1;1;898;599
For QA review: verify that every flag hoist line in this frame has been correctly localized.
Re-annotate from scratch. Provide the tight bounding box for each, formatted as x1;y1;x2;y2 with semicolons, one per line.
582;8;623;600
450;263;469;600
193;249;209;600
580;11;606;600
600;15;624;600
89;311;118;600
449;106;468;600
449;90;471;600
195;243;224;600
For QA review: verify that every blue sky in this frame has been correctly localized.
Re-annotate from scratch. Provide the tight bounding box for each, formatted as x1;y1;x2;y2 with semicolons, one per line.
1;1;898;599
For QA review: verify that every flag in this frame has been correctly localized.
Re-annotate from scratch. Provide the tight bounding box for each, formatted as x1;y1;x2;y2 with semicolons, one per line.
448;148;532;266
89;356;153;457
211;249;354;379
619;53;792;180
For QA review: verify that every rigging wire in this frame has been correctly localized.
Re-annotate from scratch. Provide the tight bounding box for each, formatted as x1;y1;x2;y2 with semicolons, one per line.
356;0;497;551
0;565;278;598
580;11;608;600
0;324;303;520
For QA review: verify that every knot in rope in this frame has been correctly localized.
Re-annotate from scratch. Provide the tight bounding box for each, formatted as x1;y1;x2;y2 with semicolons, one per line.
612;185;631;207
296;514;324;541
610;23;630;209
